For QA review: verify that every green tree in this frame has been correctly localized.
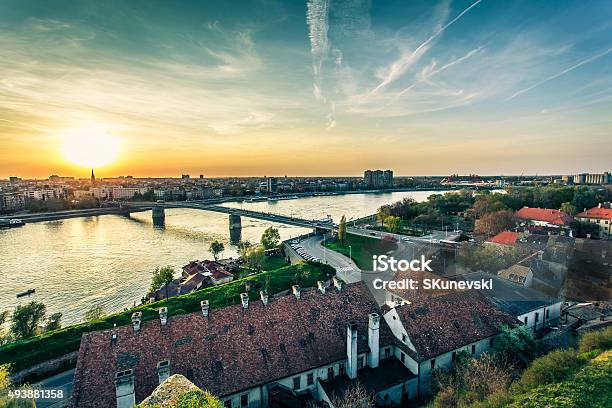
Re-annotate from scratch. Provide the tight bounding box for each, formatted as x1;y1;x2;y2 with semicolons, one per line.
493;324;538;366
560;202;577;217
245;245;266;271
337;215;347;246
45;312;62;332
385;215;402;233
83;305;106;322
237;240;252;259
260;226;281;250
0;311;11;345
10;301;46;340
474;210;516;237
376;207;390;229
150;266;175;299
209;240;225;260
571;220;601;238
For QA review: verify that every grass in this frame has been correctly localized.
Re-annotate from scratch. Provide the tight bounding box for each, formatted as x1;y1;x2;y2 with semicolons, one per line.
323;234;396;270
0;262;334;376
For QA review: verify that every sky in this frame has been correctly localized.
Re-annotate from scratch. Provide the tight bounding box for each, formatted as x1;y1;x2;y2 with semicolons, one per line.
0;0;611;178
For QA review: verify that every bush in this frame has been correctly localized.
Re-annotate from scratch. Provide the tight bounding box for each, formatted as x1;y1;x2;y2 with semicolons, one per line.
512;349;583;393
175;390;223;408
578;327;612;354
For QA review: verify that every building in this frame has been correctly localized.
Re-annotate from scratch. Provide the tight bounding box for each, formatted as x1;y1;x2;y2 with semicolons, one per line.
575;203;612;239
497;264;534;287
23;188;66;201
266;177;278;193
516;207;573;228
182;260;234;286
457;272;562;333
485;230;522;246
0;192;25;213
70;280;518;408
364;170;393;188
91;169;96;185
572;172;611;185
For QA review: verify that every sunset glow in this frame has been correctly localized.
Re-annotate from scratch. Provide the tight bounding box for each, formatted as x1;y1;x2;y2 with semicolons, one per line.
61;128;121;169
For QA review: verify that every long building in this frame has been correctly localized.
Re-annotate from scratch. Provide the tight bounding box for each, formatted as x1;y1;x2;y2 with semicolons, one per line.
71;279;518;408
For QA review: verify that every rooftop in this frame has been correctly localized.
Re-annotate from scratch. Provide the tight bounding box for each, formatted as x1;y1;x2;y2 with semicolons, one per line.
576;206;612;220
487;231;521;246
516;207;573;226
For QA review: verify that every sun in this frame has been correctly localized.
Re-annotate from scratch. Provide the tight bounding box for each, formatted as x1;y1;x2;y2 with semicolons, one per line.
61;127;121;168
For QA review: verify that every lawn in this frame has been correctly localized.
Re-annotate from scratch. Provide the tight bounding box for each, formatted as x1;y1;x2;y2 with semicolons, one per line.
0;261;334;376
323;234;397;270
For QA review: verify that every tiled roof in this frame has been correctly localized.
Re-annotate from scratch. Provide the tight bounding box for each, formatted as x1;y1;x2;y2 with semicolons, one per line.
394;291;518;361
498;264;532;285
576;206;612;220
487;231;520;245
516;207;573;225
71;281;396;407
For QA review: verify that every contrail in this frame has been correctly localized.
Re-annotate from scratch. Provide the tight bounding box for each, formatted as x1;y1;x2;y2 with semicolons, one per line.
507;47;612;100
372;0;483;93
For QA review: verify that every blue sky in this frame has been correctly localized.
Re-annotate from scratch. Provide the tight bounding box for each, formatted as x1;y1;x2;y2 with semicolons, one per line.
0;0;611;177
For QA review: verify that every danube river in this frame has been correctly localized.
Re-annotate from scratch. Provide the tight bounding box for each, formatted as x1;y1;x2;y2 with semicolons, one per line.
0;190;444;324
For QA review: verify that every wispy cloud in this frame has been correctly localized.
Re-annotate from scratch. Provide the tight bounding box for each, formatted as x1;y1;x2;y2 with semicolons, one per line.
371;0;482;94
507;46;612;100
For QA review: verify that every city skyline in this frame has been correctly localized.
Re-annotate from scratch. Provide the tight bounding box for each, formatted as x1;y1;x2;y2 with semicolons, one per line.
1;0;612;178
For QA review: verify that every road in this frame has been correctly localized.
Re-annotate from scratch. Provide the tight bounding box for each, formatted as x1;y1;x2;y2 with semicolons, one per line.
298;236;362;283
34;369;75;407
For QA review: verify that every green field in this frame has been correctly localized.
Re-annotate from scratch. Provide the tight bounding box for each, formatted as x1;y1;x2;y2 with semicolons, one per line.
323;234;396;270
0;262;334;376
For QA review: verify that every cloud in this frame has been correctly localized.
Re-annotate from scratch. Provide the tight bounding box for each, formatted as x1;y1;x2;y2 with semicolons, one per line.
507;47;612;100
306;0;331;101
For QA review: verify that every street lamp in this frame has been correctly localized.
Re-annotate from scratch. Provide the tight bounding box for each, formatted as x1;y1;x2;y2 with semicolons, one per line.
348;245;352;261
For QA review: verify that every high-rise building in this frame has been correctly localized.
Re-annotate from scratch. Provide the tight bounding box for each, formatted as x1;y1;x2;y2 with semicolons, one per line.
266;177;278;193
364;169;393;188
572;172;610;185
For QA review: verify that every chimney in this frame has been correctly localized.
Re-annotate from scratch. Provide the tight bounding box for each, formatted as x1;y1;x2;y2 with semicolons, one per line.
346;321;358;380
201;300;210;317
367;313;380;369
317;281;326;294
131;312;142;333
260;290;269;306
114;369;135;408
157;360;170;384
599;203;602;208
159;307;168;326
292;285;301;300
241;293;249;309
333;276;343;291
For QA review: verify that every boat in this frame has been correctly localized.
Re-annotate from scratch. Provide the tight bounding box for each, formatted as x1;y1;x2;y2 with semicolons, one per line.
0;218;25;229
16;288;35;298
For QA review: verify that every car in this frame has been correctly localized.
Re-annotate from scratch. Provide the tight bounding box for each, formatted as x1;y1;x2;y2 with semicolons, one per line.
401;236;411;242
369;232;377;236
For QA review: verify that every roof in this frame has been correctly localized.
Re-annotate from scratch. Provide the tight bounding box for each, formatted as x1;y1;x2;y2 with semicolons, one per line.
516;207;573;226
178;274;207;295
576;206;612;220
498;264;532;285
71;281;396;407
393;290;518;361
456;271;560;316
487;231;521;245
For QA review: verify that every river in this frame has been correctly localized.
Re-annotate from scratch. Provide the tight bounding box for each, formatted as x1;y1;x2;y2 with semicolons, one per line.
0;190;444;324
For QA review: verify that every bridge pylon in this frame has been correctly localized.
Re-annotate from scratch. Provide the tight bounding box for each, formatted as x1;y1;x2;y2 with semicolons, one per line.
152;206;165;226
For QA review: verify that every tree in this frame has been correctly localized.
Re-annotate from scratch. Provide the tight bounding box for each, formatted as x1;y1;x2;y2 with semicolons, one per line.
571;220;600;238
385;215;402;233
493;324;538;367
260;226;281;250
376;207;390;229
560;202;577;217
11;301;46;340
0;311;11;346
331;383;374;408
245;245;266;271
209;240;225;260
474;210;515;237
45;312;62;332
84;305;106;322
149;266;175;299
237;240;252;259
337;215;347;246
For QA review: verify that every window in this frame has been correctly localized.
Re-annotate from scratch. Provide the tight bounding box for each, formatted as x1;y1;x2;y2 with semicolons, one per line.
400;352;405;363
224;400;232;408
451;352;456;362
402;334;407;343
292;376;301;390
384;347;391;360
240;394;248;408
307;373;314;386
339;362;345;376
471;344;476;355
546;309;550;319
357;356;365;369
535;312;539;323
489;338;494;348
430;359;436;369
327;367;334;380
524;316;528;325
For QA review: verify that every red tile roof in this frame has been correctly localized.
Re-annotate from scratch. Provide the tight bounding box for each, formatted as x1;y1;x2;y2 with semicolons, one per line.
576;206;612;220
71;282;396;407
486;231;521;245
516;207;573;225
394;291;518;361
